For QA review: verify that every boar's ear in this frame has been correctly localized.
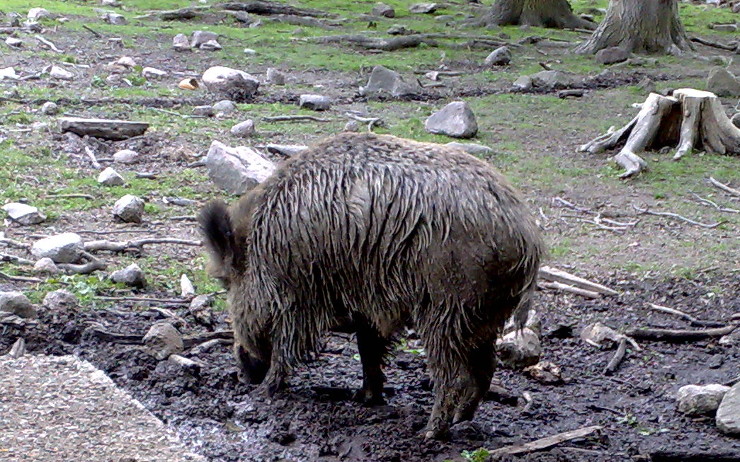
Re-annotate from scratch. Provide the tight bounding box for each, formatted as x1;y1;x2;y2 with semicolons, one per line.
198;199;244;273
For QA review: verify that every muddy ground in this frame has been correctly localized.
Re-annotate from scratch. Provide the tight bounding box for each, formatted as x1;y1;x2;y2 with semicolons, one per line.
2;1;740;461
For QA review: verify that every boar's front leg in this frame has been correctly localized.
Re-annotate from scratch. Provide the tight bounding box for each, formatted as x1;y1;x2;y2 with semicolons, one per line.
354;320;390;405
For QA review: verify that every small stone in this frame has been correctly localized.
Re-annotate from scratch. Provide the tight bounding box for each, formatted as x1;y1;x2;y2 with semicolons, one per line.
243;48;256;56
101;0;121;6
0;291;36;319
0;67;19;81
359;65;420;99
676;384;730;416
485;46;511;66
712;24;738;32
142;67;167;79
191;30;219;48
446;142;493;157
143;321;183;360
5;37;22;48
97;167;125;186
111;263;147;288
42;289;78;311
372;3;395;17
637;77;656;94
206;140;275;195
707;67;740;97
173;33;190;51
33;257;59;274
731;113;740;130
595;46;630;65
41;101;58;115
113;149;139;164
193;105;215;117
202;66;260;102
733;3;740;13
530;70;578;89
344;120;360;132
409;3;438;14
387;24;410;35
496;328;541;369
112;194;145;223
31;233;83;263
102;12;127;25
28;8;51;20
717;383;740;435
424;101;478;139
513;75;533;91
230;119;256;137
49;66;74;80
266;68;285;85
106;74;122;85
213;100;237;114
200;39;222;51
299;94;331;111
180;274;195;298
2;203;46;225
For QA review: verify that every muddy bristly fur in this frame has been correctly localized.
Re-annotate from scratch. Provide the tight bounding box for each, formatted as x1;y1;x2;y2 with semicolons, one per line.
198;132;545;438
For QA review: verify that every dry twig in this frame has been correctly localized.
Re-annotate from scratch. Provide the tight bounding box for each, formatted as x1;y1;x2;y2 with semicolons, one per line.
539;281;601;299
709;177;740;197
691;193;739;214
539;266;618;295
632;205;722;229
647;303;726;328
490;425;603;456
262;115;332;123
0;272;43;283
603;338;627;375
84;238;202;253
626;325;737;342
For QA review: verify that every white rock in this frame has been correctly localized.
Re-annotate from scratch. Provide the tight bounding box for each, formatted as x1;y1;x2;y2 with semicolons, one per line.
112;194;145;223
676;384;730;416
206;140;275;195
409;3;438;14
530;70;578;89
28;8;51;20
200;39;222;51
299;94;331;111
112;149;139;164
115;56;137;68
173;33;191;51
111;263;147;288
142;67;167;79
33;257;59;274
706;67;740;98
103;12;127;25
230;120;255;137
0;67;19;80
5;37;22;48
496;328;541;369
0;291;36;319
41;101;58;115
201;66;259;101
424;101;478;139
372;3;395;17
97;167;125;186
191;30;218;48
31;233;83;263
143;322;184;360
266;68;285;85
243;48;256;55
180;275;195;298
717;382;740;435
2;203;46;225
513;75;533;91
42;289;78;311
485;46;511;66
50;66;74;81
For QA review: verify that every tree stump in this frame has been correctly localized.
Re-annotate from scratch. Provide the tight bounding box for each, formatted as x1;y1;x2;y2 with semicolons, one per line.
579;89;740;178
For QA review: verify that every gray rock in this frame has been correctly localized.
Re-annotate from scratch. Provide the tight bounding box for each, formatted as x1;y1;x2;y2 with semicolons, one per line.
42;289;78;311
731;113;740;130
189;294;214;327
2;203;46;225
677;384;730;416
530;70;578;89
112;194;145;223
446;142;493;157
707;67;740;97
41;101;58;115
143;322;183;360
31;233;83;263
717;382;740;435
513;75;533;91
191;30;218;48
496;328;541;369
97;167;125;186
201;66;260;102
424;101;478;139
142;67;167;79
5;37;22;48
359;65;420;99
111;263;147;288
712;24;737;32
299;94;331;111
409;3;438;14
193;105;215;117
485;46;511;66
243;48;256;56
266;68;285;85
112;149;139;164
180;274;195;298
344;120;360;132
173;33;190;51
27;8;50;20
372;3;395;17
734;3;740;13
33;257;59;274
595;46;630;65
206;140;275;195
49;66;74;80
0;291;36;319
387;24;410;35
199;39;222;51
102;12;127;25
637;77;656;94
265;144;309;157
230;120;256;137
213;100;237;114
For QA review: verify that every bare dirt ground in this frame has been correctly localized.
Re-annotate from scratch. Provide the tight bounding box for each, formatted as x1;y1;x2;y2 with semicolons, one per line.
1;1;739;461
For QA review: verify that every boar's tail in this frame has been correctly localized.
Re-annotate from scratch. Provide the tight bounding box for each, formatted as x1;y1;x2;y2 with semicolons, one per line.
198;199;244;270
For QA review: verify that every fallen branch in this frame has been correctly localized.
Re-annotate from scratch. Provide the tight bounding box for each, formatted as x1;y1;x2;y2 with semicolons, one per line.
603;338;627;375
539;281;601;299
81;24;102;38
84;146;102;169
45;193;96;200
219;1;334;18
95;296;191;305
690;193;739;214
84;238;202;253
489;425;603;456
0;272;43;283
626;325;737;342
305;34;437;51
690;36;737;51
262;115;332;123
0;254;34;265
633;205;722;229
709;177;740;197
539;266;618;296
647;303;726;328
0;236;30;250
182;330;234;349
35;35;62;53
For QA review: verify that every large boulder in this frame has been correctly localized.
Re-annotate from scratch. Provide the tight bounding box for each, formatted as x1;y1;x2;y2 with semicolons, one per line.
359;65;420;99
206;141;275;195
201;66;259;102
424;101;478;139
595;47;630;65
717;382;740;435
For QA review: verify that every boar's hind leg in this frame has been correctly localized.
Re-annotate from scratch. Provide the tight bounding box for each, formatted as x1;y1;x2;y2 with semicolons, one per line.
452;343;495;424
354;321;390;405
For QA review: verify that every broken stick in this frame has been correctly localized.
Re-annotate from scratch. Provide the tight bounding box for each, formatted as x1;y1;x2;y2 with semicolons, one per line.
538;281;601;299
626;325;737;342
84;238;202;253
490;425;603;456
603;338;627;375
539;266;618;296
709;177;740;197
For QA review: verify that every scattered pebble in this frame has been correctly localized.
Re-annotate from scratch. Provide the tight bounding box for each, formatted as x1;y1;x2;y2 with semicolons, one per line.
113;149;139;164
111;263;147;288
112;194;145;223
41;101;58;115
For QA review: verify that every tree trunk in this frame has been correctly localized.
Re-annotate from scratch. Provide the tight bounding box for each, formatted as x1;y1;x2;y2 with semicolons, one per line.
480;0;596;30
575;0;694;54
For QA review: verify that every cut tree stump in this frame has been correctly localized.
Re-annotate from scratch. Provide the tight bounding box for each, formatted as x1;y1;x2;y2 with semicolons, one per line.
580;89;740;178
60;117;150;141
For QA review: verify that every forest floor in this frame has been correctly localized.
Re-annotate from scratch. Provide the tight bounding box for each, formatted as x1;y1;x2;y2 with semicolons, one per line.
1;0;739;461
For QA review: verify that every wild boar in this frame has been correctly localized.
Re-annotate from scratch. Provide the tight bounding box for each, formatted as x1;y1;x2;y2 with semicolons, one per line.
198;132;544;438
